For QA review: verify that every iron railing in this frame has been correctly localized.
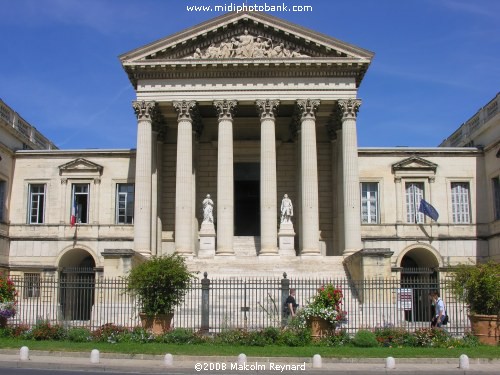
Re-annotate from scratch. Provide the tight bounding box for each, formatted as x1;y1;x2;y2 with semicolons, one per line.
7;273;469;336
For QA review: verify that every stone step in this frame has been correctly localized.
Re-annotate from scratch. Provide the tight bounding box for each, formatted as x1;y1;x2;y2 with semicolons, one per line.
233;236;260;256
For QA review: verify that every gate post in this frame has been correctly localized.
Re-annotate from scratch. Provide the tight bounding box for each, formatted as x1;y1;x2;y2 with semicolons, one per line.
201;272;210;333
281;272;290;327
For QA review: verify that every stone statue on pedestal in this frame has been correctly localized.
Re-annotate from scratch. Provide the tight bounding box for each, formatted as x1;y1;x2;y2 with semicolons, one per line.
280;194;293;224
279;194;295;255
202;194;214;224
199;194;216;257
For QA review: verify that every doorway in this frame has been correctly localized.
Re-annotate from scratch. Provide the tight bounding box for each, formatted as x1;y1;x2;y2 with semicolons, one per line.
400;254;438;323
234;163;260;236
59;253;95;321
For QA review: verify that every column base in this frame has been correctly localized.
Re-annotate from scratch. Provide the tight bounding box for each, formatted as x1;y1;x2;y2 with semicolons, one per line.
259;249;279;256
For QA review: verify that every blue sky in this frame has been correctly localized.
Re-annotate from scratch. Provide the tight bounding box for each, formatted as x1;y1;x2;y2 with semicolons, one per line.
1;0;498;149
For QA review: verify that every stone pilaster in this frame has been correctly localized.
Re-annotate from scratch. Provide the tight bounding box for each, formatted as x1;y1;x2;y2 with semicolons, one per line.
256;99;279;255
296;99;321;255
132;100;156;257
394;177;403;223
338;98;363;255
173;100;196;255
214;100;237;255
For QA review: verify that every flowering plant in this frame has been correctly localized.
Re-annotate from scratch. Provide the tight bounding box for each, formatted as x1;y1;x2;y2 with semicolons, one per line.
296;284;347;327
0;275;18;319
0;301;16;318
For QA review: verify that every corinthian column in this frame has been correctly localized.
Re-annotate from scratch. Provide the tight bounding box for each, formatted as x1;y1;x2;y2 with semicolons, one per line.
214;100;237;255
256;99;279;255
338;98;363;255
132;100;156;256
297;99;321;255
173;100;196;255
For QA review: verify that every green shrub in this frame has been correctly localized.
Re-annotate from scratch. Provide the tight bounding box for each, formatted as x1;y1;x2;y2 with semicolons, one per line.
450;261;500;316
66;327;92;342
214;329;248;345
277;327;311;346
456;331;481;348
244;331;271;346
374;327;415;347
92;323;129;343
128;326;155;343
31;320;65;341
352;329;378;347
316;329;351;347
159;328;201;344
262;326;280;344
126;255;196;316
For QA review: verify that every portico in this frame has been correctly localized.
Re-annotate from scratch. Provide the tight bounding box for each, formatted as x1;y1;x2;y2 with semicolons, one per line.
120;11;373;262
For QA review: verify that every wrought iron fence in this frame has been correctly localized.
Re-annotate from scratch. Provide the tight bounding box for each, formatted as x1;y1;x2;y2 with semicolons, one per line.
7;273;469;336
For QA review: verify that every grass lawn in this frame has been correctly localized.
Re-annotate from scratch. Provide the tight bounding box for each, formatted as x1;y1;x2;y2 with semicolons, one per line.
0;339;498;359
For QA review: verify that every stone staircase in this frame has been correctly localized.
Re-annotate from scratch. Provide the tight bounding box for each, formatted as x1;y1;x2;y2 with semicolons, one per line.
233;236;260;256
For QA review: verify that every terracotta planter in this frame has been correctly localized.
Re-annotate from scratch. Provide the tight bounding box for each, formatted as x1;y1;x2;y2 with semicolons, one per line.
469;314;499;346
308;316;334;339
139;313;174;334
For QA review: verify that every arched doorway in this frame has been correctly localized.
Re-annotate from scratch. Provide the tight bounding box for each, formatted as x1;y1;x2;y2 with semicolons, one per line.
400;247;439;323
59;249;96;321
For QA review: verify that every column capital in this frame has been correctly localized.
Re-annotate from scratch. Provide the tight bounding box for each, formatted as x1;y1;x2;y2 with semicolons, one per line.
214;99;237;120
338;98;362;120
256;99;280;120
173;100;197;121
296;99;320;120
133;100;157;121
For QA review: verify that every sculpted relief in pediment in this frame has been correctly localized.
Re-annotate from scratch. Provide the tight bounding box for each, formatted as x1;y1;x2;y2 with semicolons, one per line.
188;30;309;59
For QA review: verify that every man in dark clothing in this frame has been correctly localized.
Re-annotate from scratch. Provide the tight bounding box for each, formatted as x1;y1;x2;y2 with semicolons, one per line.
285;288;298;318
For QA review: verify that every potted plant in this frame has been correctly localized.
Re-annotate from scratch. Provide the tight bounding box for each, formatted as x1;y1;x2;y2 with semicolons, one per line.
126;255;196;334
0;274;18;328
450;261;499;345
296;284;347;339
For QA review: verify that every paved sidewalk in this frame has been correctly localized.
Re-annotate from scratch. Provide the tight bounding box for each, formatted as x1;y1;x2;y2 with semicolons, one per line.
0;349;499;374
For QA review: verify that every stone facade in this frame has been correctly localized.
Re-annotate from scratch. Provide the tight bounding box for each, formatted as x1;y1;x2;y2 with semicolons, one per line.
0;13;498;286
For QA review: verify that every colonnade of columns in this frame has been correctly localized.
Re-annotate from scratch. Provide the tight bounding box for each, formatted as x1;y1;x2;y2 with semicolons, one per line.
132;98;363;258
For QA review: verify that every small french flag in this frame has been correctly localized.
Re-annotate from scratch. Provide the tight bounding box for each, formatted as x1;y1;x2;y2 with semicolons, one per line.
70;198;77;227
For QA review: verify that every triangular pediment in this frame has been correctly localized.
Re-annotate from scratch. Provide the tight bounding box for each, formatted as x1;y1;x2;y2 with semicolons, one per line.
59;158;103;177
120;11;373;63
392;156;438;174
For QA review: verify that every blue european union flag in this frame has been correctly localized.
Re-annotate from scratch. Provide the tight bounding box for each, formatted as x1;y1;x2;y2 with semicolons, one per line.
419;199;439;221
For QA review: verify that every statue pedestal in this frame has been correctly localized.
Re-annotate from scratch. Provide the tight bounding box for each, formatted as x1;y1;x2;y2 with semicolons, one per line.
278;222;296;256
199;222;216;258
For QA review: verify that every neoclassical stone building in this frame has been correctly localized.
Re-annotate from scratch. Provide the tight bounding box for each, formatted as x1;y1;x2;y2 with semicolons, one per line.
1;12;498;287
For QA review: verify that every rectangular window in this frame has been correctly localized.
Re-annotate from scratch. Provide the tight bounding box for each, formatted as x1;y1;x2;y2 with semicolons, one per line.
493;177;500;221
361;182;379;224
24;273;41;298
451;182;470;223
116;183;134;224
406;182;425;223
72;183;89;224
28;184;45;224
0;180;5;222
